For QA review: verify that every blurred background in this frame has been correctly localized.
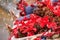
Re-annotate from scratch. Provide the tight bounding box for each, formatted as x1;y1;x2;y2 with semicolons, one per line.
0;6;11;40
0;0;20;40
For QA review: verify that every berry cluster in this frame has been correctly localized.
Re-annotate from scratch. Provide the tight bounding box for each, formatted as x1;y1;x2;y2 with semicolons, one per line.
12;13;60;38
9;0;60;40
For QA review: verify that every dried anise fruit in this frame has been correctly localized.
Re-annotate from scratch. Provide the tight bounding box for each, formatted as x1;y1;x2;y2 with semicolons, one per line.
53;16;60;26
18;29;26;38
34;22;41;34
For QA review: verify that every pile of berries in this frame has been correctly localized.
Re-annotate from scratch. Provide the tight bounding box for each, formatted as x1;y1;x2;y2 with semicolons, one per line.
9;0;60;40
11;13;60;38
